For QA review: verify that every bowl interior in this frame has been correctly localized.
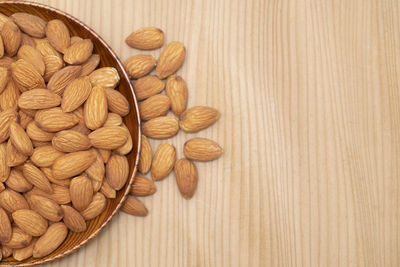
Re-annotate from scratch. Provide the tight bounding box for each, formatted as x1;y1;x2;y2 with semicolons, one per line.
0;1;140;266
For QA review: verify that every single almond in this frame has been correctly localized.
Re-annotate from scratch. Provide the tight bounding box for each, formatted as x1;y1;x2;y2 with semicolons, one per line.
5;169;32;193
88;126;128;150
151;143;176;181
33;222;67;258
106;154;129;190
80;54;100;76
139;94;171;121
84;85;108;130
45;19;70;53
30;146;64;167
89;67;120;89
156;41;186;79
0;79;20;111
11;13;46;38
86;149;105;184
131;176;156;196
11;59;45;90
0;189;29;213
35;107;79;132
21;33;37;47
122;196;148;217
52;150;96;180
103;113;122;127
0;207;12;243
138;135;151;174
61;76;91;112
115;124;133;155
104;88;130;116
174;158;198;199
166;75;188;116
13;238;37;261
30;195;63;222
100;180;116;198
35;38;62;59
6;139;27;167
133;75;165;101
61;205;86;232
43;55;64;82
41;167;70;187
80;192;106;220
1;21;21;56
0;66;9;94
179;106;220;132
70;175;93;211
0;143;9;182
63;38;93;64
18;89;61;110
0;109;17;143
98;149;111;163
125;54;156;79
9;121;33;156
19;110;34;129
4;226;32;249
142;116;179;139
26;121;54;141
183;138;223;161
12;209;48;236
125;27;164;50
29;184;71;204
23;163;53;193
17;45;45;75
52;130;91;153
47;65;82;95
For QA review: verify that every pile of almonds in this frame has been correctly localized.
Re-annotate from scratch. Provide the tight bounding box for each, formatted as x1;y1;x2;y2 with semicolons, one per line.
0;12;133;261
122;27;222;216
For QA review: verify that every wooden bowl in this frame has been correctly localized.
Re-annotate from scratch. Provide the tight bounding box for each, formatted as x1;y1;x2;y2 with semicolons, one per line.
0;1;141;266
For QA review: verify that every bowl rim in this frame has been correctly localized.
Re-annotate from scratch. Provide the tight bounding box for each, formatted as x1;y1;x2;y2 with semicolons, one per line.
0;0;141;266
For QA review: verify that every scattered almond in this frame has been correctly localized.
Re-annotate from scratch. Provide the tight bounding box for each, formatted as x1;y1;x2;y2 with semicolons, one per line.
156;41;186;79
142;116;179;139
131;176;156;196
122;196;147;217
125;54;156;79
174;158;198;199
133;75;165;101
179;106;220;133
125;27;164;50
166;75;188;116
139;94;171;121
151;143;176;181
138;135;152;174
183;138;223;161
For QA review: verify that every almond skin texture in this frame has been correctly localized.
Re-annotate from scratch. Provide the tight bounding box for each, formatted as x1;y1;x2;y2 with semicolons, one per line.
88;126;128;150
11;13;46;38
2;245;13;258
43;55;64;82
104;88;130;116
184;138;223;161
122;196;148;217
9;121;33;156
23;163;53;193
52;130;91;153
0;66;9;94
89;67;120;89
106;154;129;190
70;36;82;45
156;42;186;79
1;21;21;56
21;33;36;47
52;150;96;180
12;209;48;236
30;146;64;167
0;143;10;182
0;207;12;243
30;195;63;222
33;222;68;258
61;76;91;112
103;113;122;127
70;175;93;211
35;107;79;132
100;180;116;198
166;75;188;116
151;143;176;181
0;189;29;213
63;39;93;64
18;89;61;110
0;79;19;111
125;27;164;50
13;238;37;261
19;110;34;129
142;116;179;139
80;54;100;76
17;45;45;75
125;54;156;79
6;139;28;167
115;125;133;155
174;158;198;199
139;94;171;121
35;38;62;59
0;56;14;69
84;86;108;130
80;192;106;220
86;150;105;184
47;65;82;95
138;135;152;174
0;35;4;58
41;167;71;187
61;205;86;232
45;19;70;53
26;121;54;141
29;184;71;204
5;169;32;193
133;75;165;101
179;106;220;133
4;226;32;249
0;109;17;143
11;59;45;90
131;176;156;196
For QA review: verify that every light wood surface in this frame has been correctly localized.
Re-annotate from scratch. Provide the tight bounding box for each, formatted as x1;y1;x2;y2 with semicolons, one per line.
26;0;399;266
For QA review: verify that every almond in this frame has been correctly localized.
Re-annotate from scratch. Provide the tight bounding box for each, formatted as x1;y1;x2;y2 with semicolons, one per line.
52;150;96;180
35;38;61;58
0;189;29;213
70;122;91;136
106;154;129;190
70;175;93;211
133;75;165;101
0;79;20;111
122;196;147;217
89;67;120;89
1;21;21;56
12;209;48;236
142;116;179;139
52;130;91;152
45;19;70;53
139;94;171;121
43;55;63;82
19;108;36;117
47;65;82;95
9;121;33;156
35;107;79;132
88;126;128;150
6;139;27;167
98;149;111;163
0;66;9;94
115;125;133;155
33;222;67;258
30;195;63;222
26;121;54;141
84;85;108;130
5;169;32;193
174;158;198;199
131;176;156;196
17;45;45;75
41;167;70;188
104;88;130;116
156;41;186;79
183;138;223;161
4;226;32;249
0;143;9;182
18;89;61;110
11;13;46;38
80;54;100;76
0;56;14;69
21;33;37;47
91;178;102;193
0;109;17;143
100;180;116;198
29;184;70;204
80;192;106;220
18;110;33;129
166;75;187;116
61;76;91;112
103;113;122;127
13;238;37;261
63;38;93;64
138;134;151;174
0;13;7;30
30;146;64;167
23;163;53;193
11;59;45;90
1;245;12;258
179;106;220;133
125;54;156;79
125;27;164;50
151;143;176;181
70;36;82;45
61;205;86;232
0;207;12;243
86;150;105;184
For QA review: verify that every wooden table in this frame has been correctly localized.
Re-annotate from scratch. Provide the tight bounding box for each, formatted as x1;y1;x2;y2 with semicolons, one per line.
29;0;399;266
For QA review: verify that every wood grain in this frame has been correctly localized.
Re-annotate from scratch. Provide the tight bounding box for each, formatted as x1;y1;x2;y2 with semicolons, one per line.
25;0;399;266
